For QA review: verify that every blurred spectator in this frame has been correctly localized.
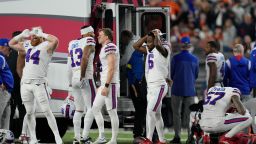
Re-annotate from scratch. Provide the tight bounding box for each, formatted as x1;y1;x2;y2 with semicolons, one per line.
224;44;252;102
232;36;243;48
243;35;252;58
170;36;199;143
214;26;224;51
223;18;237;49
232;0;246;24
238;13;255;40
199;25;213;40
147;0;161;6
159;0;181;21
120;30;140;66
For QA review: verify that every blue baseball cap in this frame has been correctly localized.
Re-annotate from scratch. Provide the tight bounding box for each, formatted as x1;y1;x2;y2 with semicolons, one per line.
0;38;9;47
181;36;190;44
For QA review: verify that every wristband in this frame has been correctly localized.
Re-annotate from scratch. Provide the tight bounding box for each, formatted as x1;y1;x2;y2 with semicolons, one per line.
105;83;109;88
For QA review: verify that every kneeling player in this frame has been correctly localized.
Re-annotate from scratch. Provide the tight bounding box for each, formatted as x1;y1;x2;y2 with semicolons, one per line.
200;86;253;144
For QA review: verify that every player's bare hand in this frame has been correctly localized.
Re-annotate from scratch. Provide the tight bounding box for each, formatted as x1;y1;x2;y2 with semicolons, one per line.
80;76;84;82
79;77;87;88
101;87;109;96
166;78;173;87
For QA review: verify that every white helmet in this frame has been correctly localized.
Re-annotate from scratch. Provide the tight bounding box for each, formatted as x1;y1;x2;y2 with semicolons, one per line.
0;129;15;144
61;97;75;119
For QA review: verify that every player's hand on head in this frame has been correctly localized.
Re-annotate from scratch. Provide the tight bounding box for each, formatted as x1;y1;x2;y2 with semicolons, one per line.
101;87;109;96
30;27;43;36
21;29;31;38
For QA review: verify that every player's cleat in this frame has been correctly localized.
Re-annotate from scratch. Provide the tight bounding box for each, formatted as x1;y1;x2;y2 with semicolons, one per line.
93;137;107;144
140;138;152;144
133;136;147;144
169;137;181;144
219;135;236;144
203;134;210;144
81;136;93;144
18;134;30;144
73;138;80;144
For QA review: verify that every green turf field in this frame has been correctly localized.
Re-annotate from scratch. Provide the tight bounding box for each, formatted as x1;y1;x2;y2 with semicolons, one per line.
62;129;188;144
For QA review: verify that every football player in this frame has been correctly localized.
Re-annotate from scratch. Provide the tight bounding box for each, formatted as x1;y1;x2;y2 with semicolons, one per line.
204;41;225;91
67;25;96;144
200;86;253;144
9;27;63;144
91;28;120;144
133;29;171;144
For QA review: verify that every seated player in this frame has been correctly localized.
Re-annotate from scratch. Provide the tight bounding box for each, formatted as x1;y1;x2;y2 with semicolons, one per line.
200;86;253;144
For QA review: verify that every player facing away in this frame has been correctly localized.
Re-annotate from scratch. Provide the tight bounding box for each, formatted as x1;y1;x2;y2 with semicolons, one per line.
204;41;225;91
67;25;96;144
91;28;120;144
9;27;63;144
133;29;170;144
200;86;253;144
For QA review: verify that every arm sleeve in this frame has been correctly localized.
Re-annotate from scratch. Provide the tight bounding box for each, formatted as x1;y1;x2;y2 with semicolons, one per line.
231;88;241;98
104;43;117;55
206;53;217;63
81;37;96;47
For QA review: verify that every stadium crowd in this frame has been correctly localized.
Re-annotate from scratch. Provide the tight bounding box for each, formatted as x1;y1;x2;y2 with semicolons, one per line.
148;0;256;54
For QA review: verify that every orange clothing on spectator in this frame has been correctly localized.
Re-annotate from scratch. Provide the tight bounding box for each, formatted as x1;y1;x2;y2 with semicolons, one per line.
159;1;180;15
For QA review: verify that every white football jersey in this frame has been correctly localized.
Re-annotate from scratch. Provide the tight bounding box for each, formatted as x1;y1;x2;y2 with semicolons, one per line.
68;37;95;79
202;86;241;118
205;52;225;85
145;45;170;86
22;40;52;80
99;42;119;84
